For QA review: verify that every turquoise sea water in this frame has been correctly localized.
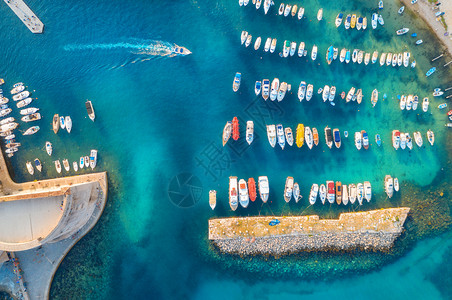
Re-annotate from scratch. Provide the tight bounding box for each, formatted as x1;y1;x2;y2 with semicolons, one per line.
0;0;451;298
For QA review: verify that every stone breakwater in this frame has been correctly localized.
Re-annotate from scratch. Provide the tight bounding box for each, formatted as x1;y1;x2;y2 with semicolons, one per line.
209;208;410;256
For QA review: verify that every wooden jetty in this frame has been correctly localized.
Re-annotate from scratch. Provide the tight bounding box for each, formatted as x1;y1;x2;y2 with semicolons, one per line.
3;0;44;33
431;54;443;62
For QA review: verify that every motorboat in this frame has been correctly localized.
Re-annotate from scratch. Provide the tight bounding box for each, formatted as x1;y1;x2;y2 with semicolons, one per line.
80;156;84;169
4;133;15;140
329;86;336;102
245;34;252;47
317;8;323;21
319;184;326;204
371;89;378;107
386;53;392;66
340;48;346;62
276;124;285;149
357;183;364;205
222;121;232;146
284;177;294;203
334;181;341;205
297;81;306;101
400;132;406;149
90;149;98;169
378;14;384;25
264;38;271;52
0;117;14;126
26;161;34;175
324;126;333;148
65;116;72;133
380;52;386;66
394;178;399;192
355;88;362;104
412;95;419;110
306;84;313;101
385;175;394;198
350;14;357;28
0;97;8;105
16;98;32;108
258;176;269;203
346;87;355;102
309;184;319;205
233;72;241;92
327;181;335;204
60;115;66;129
372;13;378;29
345;49;351;63
379;0;383;9
400;95;407;110
229;176;238;211
23;126;40;135
416;40;423;45
333;128;341;148
284;4;292;17
433;90;444;97
267;124;276;147
238;179;249;208
422;97;429;112
239;0;244;6
10;84;24;95
349;184;357;204
53;114;59;134
406;132;413;150
312;127;319;146
241;31;248;45
364;52;370;65
0;122;18;132
357;16;363;30
352;49;358;63
355;131;362;150
372;51;378;64
84;156;89;168
232;117;239;141
270;78;280;101
396;28;409;35
277;81;287;101
72;161;78;172
291;5;297;17
209;190;216;210
406;94;413;110
333;48;339;60
262;79;270;100
21;113;41;122
45;141;52;156
392;130;400;150
278;3;284;15
246;120;254;145
20;107;39;115
363;17;367;30
285;127;294;146
248;178;257;202
298;42;305;57
364;181;371;202
13;91;30;101
344;14;351;29
305;126;313;149
414;131;423;147
403;52;410;67
298;7;305;19
397;53;403;66
55;160;62;174
322;85;330;102
63;159;70;172
34;158;42;172
296;124;304;148
270;38;277;53
426;67;436;77
342;184;349;205
255;81;262;96
263;0;270;14
326;45;334;64
335;13;343;27
0;108;12;117
392;54;398;67
254;37;262;50
357;50;364;64
311;45;318;60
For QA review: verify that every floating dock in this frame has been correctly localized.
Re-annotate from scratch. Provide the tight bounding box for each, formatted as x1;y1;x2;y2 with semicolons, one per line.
209;208;410;255
3;0;44;33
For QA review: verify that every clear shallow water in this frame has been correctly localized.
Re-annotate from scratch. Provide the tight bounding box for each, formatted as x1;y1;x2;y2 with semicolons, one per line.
0;0;451;299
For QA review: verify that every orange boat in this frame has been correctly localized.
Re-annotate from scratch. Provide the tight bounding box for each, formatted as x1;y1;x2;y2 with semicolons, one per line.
248;178;257;202
312;127;319;146
336;181;342;205
232;117;239;140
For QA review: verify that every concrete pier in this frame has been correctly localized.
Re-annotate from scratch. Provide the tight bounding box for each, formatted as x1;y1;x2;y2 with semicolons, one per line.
209;208;410;255
3;0;44;33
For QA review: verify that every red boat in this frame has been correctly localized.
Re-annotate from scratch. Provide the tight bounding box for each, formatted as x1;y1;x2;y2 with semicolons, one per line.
248;178;257;202
232;117;239;140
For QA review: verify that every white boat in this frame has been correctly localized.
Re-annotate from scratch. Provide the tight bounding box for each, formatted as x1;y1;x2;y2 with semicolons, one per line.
394;178;400;192
364;181;371;202
276;124;285;149
400;132;406;149
400;95;406;110
342;184;349;205
406;95;413;110
364;53;370;65
309;184;319;205
255;81;261;96
344;14;351;29
372;51;378;64
385;175;394;198
64;116;72;133
90;149;98;169
20;107;39;115
378;14;384;25
405;133;413;150
293;183;300;203
284;177;294;203
245;34;252;47
322;85;330;102
306;84;313;101
329;86;336;102
427;130;434;146
352;49;358;63
263;0;270;14
371;89;378;107
23;126;40;135
264;38;271;52
278;3;284;15
305;126;313;149
63;159;70;172
386;53;392;66
4;134;15;140
277;82;287;101
346;87;355;102
244;0;249;6
285;127;294;146
298;81;306;101
270;78;279;101
340;48;346;63
289;42;296;56
254;37;262;50
298;7;304;19
298;42;305;57
262;79;270;100
12;91;30;101
284;4;292;17
270;38;277;53
0;97;9;105
238;179;249;208
246;121;254;145
21;113;41;122
84;156;90;167
412;95;419;110
258;176;269;203
80;157;85;169
357;183;364;205
55;160;62;174
73;161;78;172
26;161;34;175
311;45;317;61
380;52;386;66
392;130;400;150
229;176;238;211
335;13;343;27
0;108;12;117
414;131;423;147
355;131;362;150
357;16;363;30
397;53;403;66
422;97;429;112
392;54;398;67
16;98;32;108
396;28;409;35
239;0;244;6
1;122;18;132
241;31;248;45
372;13;378;29
363;17;368;30
333;48;338;60
59;116;65;129
349;184;357;204
10;84;24;95
266;124;276;147
317;8;323;21
403;52;410;67
319;184;326;204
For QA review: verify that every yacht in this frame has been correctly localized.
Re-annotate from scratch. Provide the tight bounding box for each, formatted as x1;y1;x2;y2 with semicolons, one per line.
312;127;319;146
277;82;288;101
414;131;423;147
255;81;262;96
384;175;394;198
345;14;351;30
361;130;369;150
246;121;254;145
233;72;241;92
293;182;300;203
322;85;330;102
335;181;342;205
309;184;319;205
284;176;294;202
298;42;305;57
349;184;357;204
285;127;294;146
406;95;413;110
19;107;38;116
306;84;313;101
0;108;12;117
392;130;401;150
278;3;284;15
209;190;216;210
298;7;305;19
241;31;248;45
327;181;335;204
378;14;384;25
229;176;239;211
16;98;32;108
262;79;270;100
380;52;386;66
324;126;333;148
363;181;371;202
34;158;42;172
363;17;368;30
245;34;252;47
296;124;304;148
55;160;62;174
335;13;343;27
317;8;323;21
422;97;429;112
270;78;280;101
379;0;384;9
355;131;362;150
333;128;341;148
400;95;407;110
298;81;306;101
26;161;34;175
10;84;24;95
356;183;364;205
223;121;232;146
89;149;98;170
264;38;271;52
371;89;378;107
270;38;277;53
319;184;326;204
12;91;30;101
305;126;313;149
258;176;269;203
79;157;85;169
276;124;285;149
238;179;250;208
254;37;262;50
342;184;349;205
397;53;403;66
266;124;276;147
329;86;336;102
45;141;52;156
65;116;72;133
311;45;318;60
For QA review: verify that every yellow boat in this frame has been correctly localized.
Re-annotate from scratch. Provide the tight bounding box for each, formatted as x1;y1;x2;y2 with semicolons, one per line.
291;5;298;17
296;124;304;148
351;14;357;29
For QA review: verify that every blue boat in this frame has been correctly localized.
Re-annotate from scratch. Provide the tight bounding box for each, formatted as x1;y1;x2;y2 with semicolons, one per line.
378;0;383;9
326;45;334;65
269;219;280;226
376;134;381;146
411;33;417;37
345;49;351;63
333;128;341;148
426;67;436;77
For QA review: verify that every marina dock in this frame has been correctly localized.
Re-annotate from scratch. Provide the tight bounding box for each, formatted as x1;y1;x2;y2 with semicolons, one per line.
209;208;410;255
3;0;44;33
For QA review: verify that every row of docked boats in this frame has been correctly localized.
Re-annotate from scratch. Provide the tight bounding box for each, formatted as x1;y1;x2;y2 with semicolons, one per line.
228;176;269;210
52;114;72;134
307;181;372;205
335;13;384;30
391;130;434;150
239;0;273;15
384;175;400;199
42;140;98;172
398;95;429;112
277;3;305;19
335;47;414;68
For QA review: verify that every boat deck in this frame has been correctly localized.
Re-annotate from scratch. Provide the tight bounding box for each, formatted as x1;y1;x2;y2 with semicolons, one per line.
3;0;44;33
